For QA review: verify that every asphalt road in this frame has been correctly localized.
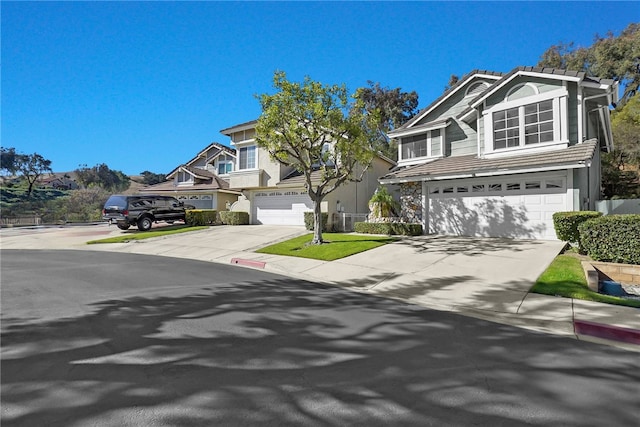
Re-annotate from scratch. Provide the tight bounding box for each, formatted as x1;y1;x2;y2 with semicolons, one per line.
1;250;639;426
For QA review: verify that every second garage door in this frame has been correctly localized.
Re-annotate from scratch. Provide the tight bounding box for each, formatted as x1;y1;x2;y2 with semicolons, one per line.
427;174;568;240
253;190;313;225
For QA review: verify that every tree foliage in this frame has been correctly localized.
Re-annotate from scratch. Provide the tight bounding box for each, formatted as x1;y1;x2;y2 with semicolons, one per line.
1;147;18;176
354;81;418;160
256;71;382;244
537;23;640;106
537;23;640;197
140;170;167;185
13;152;53;196
75;163;130;192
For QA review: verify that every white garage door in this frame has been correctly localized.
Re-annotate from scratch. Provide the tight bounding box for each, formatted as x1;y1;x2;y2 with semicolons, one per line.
253;190;313;225
427;174;568;240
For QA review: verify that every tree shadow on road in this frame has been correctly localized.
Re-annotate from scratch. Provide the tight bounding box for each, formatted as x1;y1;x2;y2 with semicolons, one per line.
2;276;639;426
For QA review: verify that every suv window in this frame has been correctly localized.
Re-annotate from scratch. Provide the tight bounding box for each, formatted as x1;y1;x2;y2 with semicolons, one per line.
104;195;128;209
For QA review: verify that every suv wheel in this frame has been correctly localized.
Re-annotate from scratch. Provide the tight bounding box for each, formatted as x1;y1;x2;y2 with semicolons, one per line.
117;223;131;230
137;216;153;231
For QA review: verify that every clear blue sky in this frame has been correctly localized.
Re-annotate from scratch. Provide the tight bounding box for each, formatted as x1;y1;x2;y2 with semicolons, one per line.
2;1;637;175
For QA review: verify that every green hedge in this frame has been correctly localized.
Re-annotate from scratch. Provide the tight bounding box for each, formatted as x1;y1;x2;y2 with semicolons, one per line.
185;209;218;226
579;214;640;265
219;211;250;225
303;212;330;231
354;222;423;236
552;211;602;244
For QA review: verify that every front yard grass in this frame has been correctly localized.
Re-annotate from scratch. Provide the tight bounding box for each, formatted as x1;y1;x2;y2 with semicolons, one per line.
87;225;209;244
256;232;396;261
531;254;640;308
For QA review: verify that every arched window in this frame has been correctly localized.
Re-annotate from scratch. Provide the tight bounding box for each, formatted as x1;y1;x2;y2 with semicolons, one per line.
505;83;538;101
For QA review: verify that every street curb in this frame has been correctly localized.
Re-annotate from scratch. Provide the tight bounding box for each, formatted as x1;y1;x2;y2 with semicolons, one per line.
574;320;640;345
230;258;266;269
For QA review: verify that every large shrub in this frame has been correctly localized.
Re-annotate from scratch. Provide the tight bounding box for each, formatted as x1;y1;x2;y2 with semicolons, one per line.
186;209;218;226
579;214;640;265
354;222;422;236
303;212;330;231
219;211;250;225
552;211;602;244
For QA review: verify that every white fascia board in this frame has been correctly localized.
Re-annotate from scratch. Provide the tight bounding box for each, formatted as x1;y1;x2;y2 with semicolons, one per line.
379;163;587;185
389;121;450;138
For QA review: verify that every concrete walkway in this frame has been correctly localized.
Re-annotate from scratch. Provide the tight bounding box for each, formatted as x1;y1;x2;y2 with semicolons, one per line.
2;223;639;351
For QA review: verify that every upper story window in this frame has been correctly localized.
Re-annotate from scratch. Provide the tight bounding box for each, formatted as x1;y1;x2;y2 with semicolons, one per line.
402;134;428;159
238;146;256;170
400;129;442;161
485;87;567;155
218;161;233;175
493;99;554;149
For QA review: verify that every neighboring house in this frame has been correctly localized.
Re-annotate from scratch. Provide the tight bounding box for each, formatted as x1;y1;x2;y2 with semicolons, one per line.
140;142;242;210
380;66;618;240
220;120;395;227
40;173;80;190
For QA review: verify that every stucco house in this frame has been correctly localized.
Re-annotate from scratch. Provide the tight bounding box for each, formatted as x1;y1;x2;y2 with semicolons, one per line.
140;142;242;210
380;66;617;240
220;120;395;228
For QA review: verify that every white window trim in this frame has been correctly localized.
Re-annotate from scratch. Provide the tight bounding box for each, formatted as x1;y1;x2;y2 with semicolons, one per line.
483;88;569;158
397;128;446;167
237;144;259;171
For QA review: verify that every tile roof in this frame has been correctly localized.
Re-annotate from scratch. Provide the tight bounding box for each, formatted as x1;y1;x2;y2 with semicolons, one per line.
381;140;598;182
141;165;233;192
469;66;616;108
220;119;258;135
393;66;616;136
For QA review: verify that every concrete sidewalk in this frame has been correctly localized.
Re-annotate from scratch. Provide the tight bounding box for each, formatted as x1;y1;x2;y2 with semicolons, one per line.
2;223;639;351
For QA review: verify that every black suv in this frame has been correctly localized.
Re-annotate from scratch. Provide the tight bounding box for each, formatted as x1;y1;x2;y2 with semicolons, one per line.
102;195;193;231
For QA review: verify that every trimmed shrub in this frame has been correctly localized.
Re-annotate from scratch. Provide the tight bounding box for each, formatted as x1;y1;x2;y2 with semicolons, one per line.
552;211;602;244
578;214;640;265
185;209;218;226
219;211;250;225
354;221;423;236
303;211;330;231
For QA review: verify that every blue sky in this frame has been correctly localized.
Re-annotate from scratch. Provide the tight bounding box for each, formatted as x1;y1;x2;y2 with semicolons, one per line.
2;1;637;175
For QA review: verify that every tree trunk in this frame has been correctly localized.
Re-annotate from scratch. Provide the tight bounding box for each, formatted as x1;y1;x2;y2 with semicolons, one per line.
312;199;324;245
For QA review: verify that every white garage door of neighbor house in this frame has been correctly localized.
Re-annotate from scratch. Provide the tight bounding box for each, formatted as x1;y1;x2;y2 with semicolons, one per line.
254;190;313;225
427;175;568;240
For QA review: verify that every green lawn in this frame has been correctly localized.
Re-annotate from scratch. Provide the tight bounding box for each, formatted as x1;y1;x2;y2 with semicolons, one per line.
532;254;640;308
256;233;396;261
87;225;209;244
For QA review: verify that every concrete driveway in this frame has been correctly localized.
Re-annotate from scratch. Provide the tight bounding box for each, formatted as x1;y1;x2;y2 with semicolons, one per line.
1;223;564;317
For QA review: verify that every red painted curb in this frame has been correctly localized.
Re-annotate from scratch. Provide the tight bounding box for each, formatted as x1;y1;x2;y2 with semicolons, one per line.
230;258;266;269
574;320;640;345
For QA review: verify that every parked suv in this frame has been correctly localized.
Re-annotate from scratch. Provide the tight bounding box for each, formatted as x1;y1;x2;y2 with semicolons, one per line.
102;195;193;231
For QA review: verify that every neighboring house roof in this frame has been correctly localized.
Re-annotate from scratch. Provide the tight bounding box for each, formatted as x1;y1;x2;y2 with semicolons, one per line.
166;142;235;177
380;139;598;183
141;165;239;193
220;120;258;135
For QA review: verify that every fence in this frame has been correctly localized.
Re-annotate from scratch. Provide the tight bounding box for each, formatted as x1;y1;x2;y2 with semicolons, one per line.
333;213;368;232
596;198;640;215
0;215;42;227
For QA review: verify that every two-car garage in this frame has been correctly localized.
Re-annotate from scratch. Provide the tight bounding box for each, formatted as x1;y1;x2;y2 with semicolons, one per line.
252;190;313;226
426;173;568;240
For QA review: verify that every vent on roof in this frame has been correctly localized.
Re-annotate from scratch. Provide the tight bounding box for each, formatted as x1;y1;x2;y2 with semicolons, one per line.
465;82;489;97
